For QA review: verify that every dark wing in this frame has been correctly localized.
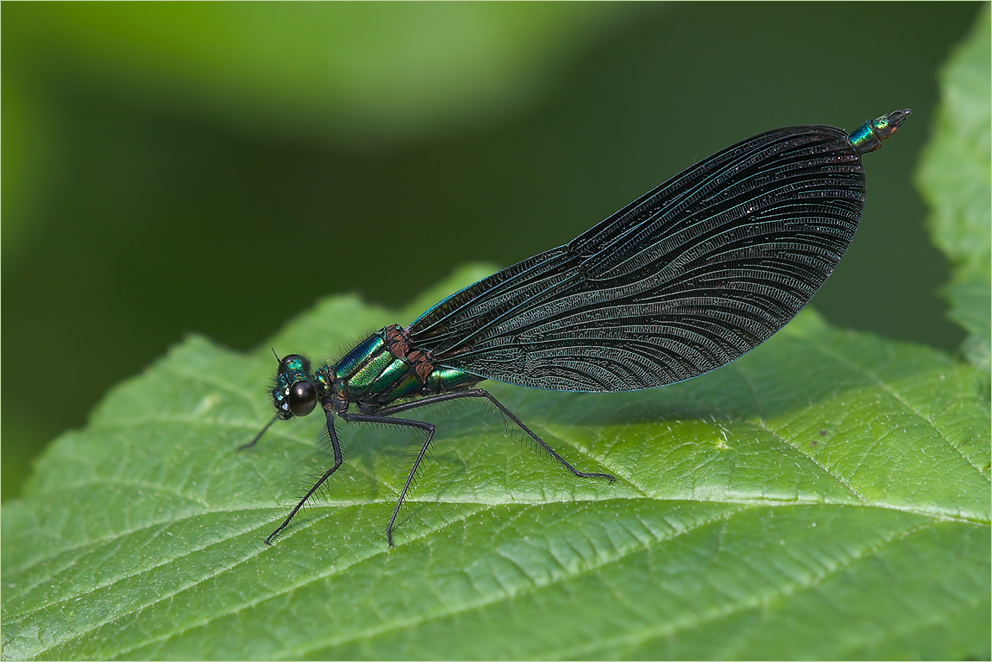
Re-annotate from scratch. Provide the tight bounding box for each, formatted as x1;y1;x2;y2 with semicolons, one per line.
408;125;865;392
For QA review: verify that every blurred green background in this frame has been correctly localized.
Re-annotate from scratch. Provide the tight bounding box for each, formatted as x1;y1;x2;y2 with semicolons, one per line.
2;3;982;501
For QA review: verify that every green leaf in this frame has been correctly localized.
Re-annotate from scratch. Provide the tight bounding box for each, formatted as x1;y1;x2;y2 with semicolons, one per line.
917;4;992;373
3;266;989;660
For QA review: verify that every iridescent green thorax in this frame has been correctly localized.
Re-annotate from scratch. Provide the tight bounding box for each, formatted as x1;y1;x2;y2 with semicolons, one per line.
849;109;911;155
307;325;482;414
334;334;385;379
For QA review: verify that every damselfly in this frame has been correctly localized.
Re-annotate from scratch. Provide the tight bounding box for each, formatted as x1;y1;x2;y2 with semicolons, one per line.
244;110;910;545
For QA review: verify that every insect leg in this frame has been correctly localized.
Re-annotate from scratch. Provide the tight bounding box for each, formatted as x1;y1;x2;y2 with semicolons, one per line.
374;389;616;483
264;408;344;544
238;414;278;451
340;412;436;547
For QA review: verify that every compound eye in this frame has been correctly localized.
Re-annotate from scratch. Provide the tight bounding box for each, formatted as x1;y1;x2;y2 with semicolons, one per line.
288;381;317;417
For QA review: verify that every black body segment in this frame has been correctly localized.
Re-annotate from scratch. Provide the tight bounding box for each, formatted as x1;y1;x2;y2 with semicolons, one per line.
410;126;867;391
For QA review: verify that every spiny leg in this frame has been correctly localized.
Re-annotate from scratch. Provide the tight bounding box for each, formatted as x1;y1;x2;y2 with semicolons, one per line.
265;408;343;544
374;388;616;483
340;412;436;547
